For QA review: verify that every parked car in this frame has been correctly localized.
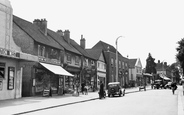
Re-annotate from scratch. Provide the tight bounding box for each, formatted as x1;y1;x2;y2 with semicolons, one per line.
107;82;125;97
153;80;163;89
164;82;172;89
139;85;146;91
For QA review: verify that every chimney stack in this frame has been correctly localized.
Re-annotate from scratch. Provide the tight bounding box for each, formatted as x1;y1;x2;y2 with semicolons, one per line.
57;30;64;36
80;35;86;49
33;19;47;36
64;30;70;44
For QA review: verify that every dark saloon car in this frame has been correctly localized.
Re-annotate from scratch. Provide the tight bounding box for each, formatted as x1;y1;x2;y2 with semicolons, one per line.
107;82;125;97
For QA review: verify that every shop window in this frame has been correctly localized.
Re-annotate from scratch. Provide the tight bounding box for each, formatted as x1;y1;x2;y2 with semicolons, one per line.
7;67;15;90
0;63;5;78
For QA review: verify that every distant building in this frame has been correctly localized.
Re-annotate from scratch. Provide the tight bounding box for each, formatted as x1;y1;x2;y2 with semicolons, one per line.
89;41;129;88
129;58;143;87
156;60;171;81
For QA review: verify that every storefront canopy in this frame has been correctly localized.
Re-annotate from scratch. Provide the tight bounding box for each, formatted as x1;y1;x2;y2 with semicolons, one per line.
159;74;170;80
40;62;74;76
143;73;152;77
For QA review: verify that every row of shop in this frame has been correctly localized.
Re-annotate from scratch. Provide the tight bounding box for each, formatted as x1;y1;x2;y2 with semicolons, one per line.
0;53;106;100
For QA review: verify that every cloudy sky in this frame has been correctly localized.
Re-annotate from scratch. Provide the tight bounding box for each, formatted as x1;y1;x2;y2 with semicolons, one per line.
9;0;184;67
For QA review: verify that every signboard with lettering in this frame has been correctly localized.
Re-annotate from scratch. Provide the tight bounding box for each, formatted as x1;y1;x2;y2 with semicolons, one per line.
7;67;15;90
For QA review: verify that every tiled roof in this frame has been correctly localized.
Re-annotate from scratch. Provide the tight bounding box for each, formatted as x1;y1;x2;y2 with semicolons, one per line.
92;40;123;57
70;39;95;59
13;15;62;49
47;29;81;55
86;49;102;60
129;59;137;68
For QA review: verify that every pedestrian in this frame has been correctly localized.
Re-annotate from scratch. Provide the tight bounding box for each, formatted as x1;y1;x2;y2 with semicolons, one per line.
81;82;85;95
182;81;184;95
49;85;52;97
171;82;177;95
99;81;104;99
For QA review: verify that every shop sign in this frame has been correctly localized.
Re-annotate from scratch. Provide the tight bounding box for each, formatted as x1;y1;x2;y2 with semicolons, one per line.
7;67;15;90
0;48;20;58
38;56;60;65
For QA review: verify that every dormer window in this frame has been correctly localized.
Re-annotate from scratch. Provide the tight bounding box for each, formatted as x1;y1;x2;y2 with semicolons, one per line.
75;56;79;65
50;48;58;59
38;45;45;57
91;60;95;65
67;53;71;63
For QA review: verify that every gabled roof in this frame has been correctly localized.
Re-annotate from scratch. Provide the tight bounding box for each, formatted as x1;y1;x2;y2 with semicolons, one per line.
92;40;122;56
129;59;137;68
13;15;62;50
47;29;81;55
92;41;116;53
70;39;95;59
86;49;103;60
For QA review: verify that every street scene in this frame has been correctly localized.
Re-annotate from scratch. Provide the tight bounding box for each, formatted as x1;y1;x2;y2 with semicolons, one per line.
0;86;183;115
1;0;184;115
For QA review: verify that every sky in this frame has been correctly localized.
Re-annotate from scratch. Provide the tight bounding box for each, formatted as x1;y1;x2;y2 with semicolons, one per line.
9;0;184;68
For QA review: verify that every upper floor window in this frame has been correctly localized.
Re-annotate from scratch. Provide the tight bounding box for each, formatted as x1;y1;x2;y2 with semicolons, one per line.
50;48;58;59
38;45;45;57
97;62;100;68
67;53;71;63
122;62;124;69
0;62;5;78
104;63;106;70
85;59;88;66
125;63;127;68
75;56;79;65
91;60;95;65
119;61;121;68
111;58;114;66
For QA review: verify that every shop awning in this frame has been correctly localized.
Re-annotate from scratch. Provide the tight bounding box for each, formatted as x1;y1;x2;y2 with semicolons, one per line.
159;74;170;80
143;73;152;77
40;63;74;76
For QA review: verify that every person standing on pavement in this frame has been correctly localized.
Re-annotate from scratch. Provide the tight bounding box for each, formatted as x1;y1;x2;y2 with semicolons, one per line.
81;82;85;95
171;82;177;95
99;81;104;99
182;81;184;95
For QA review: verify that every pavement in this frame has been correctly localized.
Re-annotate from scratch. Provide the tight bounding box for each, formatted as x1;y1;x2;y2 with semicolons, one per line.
0;85;183;115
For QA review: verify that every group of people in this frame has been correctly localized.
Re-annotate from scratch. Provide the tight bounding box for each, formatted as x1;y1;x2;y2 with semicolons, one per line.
81;81;105;99
81;82;88;95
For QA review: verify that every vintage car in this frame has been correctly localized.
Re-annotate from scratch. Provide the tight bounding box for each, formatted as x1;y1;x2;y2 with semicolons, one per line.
107;82;125;97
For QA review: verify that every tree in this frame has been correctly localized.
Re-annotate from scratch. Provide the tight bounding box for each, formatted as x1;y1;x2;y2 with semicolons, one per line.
176;38;184;74
145;53;156;74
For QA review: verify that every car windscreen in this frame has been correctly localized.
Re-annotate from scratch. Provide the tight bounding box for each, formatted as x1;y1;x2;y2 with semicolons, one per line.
109;84;118;87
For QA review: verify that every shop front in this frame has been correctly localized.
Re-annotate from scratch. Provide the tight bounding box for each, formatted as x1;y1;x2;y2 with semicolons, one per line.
21;62;73;97
97;72;106;89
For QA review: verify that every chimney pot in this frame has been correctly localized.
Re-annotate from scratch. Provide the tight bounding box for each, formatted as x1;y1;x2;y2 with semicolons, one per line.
33;18;47;36
80;35;86;49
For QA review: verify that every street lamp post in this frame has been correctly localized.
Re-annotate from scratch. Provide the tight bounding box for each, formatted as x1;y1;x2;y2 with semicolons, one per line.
115;36;123;82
